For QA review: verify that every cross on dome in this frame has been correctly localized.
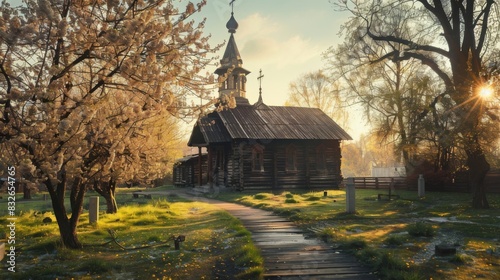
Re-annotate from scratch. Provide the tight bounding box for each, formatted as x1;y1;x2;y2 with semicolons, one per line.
226;0;238;33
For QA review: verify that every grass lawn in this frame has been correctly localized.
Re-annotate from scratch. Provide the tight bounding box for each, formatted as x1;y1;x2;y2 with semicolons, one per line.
215;188;500;280
0;188;263;280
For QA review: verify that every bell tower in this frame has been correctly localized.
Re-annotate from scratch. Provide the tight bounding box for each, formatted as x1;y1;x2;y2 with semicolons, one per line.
215;4;250;106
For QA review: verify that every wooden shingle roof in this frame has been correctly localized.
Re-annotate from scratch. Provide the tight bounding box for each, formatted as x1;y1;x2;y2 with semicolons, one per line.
188;104;352;146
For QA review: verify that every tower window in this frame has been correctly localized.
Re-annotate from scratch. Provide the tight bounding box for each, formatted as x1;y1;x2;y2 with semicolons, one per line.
233;75;238;90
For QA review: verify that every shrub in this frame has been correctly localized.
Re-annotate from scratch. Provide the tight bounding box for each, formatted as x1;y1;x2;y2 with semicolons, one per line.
407;222;435;237
380;252;406;270
253;193;269;200
151;198;170;209
305;196;321;201
384;235;405;246
450;253;472;264
147;235;162;243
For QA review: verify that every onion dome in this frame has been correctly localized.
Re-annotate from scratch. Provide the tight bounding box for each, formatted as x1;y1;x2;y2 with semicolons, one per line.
226;13;239;33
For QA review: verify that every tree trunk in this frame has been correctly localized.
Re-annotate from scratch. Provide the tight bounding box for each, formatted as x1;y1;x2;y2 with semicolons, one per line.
467;149;490;209
23;184;32;199
94;178;118;214
45;171;84;249
106;193;118;214
56;214;82;249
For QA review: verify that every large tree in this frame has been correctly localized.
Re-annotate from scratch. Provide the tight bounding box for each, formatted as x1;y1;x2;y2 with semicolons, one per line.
325;3;453;174
92;105;184;214
286;70;349;128
335;0;500;208
0;0;217;248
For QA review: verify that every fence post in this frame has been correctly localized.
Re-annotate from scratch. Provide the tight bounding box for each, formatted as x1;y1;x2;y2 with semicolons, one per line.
346;177;356;214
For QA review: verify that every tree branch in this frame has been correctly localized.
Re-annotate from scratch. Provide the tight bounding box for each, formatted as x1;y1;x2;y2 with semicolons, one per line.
49;49;91;84
366;28;450;58
476;0;494;55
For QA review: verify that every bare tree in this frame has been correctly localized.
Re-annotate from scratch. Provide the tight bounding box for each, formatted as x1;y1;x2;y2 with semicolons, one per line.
325;3;450;174
286;70;349;128
334;0;500;208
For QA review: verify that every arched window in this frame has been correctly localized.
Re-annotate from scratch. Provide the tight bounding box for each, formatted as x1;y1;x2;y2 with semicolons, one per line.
252;144;264;172
233;75;238;90
286;144;297;171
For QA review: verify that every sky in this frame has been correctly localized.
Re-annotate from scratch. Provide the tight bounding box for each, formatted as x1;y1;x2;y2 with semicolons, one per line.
194;0;367;139
197;0;346;105
5;0;367;140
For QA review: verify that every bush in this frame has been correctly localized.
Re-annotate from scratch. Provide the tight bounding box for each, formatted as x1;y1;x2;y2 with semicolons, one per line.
284;192;294;198
407;222;435;237
450;253;472;264
151;198;170;209
384;235;405;246
357;249;412;280
253;193;269;200
305;196;321;201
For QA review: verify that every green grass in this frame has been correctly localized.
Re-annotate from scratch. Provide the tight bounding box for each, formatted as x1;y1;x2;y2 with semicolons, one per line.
215;188;500;280
0;187;264;279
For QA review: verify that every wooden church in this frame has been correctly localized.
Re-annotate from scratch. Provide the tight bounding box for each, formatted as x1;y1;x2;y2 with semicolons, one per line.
176;11;352;191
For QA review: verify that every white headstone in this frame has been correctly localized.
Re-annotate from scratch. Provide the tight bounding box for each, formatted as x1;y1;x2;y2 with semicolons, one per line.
346;177;356;214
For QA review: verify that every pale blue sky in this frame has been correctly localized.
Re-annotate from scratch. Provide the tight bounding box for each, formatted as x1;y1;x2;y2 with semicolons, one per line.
197;1;367;139
199;0;348;106
5;0;366;139
6;0;348;105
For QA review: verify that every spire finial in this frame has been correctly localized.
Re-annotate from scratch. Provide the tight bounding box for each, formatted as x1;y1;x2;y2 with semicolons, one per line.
230;0;235;13
257;69;264;102
226;0;238;33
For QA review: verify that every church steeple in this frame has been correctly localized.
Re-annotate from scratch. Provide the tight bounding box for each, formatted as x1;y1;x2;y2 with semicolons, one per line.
215;5;250;106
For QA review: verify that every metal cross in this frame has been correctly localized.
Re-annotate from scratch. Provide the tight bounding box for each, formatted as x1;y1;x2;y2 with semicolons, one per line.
229;0;236;13
258;69;264;95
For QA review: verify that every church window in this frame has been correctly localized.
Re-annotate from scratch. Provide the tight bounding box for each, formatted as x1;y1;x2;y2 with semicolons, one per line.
286;144;297;171
233;75;238;89
252;144;264;172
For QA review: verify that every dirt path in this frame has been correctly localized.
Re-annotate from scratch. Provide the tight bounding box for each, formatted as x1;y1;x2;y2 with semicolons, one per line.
146;190;378;279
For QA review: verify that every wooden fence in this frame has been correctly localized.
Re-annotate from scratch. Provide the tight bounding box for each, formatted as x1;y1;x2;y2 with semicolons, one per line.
348;170;500;193
347;177;408;190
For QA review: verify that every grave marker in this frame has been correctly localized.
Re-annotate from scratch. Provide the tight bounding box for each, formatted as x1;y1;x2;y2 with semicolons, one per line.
346;177;355;214
89;196;99;223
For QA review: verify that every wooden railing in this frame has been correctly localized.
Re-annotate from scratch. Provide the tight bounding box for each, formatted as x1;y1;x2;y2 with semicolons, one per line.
347;177;407;190
348;171;500;193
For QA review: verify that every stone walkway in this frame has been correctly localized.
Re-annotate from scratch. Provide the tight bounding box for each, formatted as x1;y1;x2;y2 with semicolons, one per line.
147;190;378;279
